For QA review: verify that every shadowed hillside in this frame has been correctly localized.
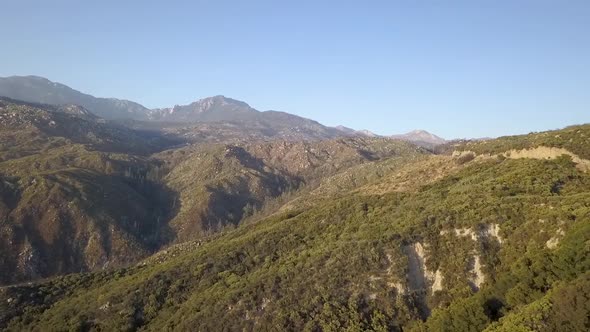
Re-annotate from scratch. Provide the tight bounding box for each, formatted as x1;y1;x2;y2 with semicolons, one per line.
157;138;426;241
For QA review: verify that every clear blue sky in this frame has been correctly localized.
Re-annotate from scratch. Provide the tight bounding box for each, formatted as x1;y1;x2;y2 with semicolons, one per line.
1;0;589;138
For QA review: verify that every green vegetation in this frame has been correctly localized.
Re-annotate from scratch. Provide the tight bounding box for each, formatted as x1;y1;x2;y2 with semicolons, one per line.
2;145;588;331
159;138;426;241
1;97;589;330
484;272;590;332
0;98;426;285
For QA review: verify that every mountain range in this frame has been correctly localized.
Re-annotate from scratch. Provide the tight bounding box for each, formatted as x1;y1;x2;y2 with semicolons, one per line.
0;75;587;331
0;75;445;146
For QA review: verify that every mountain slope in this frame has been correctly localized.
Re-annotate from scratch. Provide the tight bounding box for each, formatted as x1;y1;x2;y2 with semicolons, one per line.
0;97;172;158
0;76;150;120
0;99;176;284
156;117;346;144
156;137;426;242
0;98;427;285
1;125;588;331
0;140;176;285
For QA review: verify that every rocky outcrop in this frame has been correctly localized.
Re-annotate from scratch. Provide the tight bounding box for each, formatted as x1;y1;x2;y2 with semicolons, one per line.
481;223;503;244
440;228;478;241
440;224;503;244
405;242;443;294
546;228;565;249
431;269;444;292
468;255;485;291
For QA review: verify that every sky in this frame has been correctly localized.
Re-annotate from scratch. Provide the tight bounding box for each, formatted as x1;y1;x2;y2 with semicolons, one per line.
1;0;589;139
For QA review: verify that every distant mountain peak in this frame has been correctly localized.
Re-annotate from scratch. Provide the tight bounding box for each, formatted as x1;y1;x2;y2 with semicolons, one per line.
190;95;252;111
202;95;249;105
148;95;257;121
391;129;446;147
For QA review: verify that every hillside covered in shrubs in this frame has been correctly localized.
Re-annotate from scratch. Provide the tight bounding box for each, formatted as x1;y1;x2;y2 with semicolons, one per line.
1;122;589;331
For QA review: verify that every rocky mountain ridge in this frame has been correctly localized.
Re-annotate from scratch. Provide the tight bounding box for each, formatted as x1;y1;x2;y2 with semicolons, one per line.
0;76;150;120
0;76;448;145
0;76;347;141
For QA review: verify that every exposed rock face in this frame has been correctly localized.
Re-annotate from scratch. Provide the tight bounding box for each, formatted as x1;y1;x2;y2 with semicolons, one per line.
440;224;502;244
406;242;428;291
469;255;485;291
16;238;42;280
431;269;444;292
440;228;478;241
388;281;407;295
546;228;566;249
405;242;442;294
481;223;503;244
